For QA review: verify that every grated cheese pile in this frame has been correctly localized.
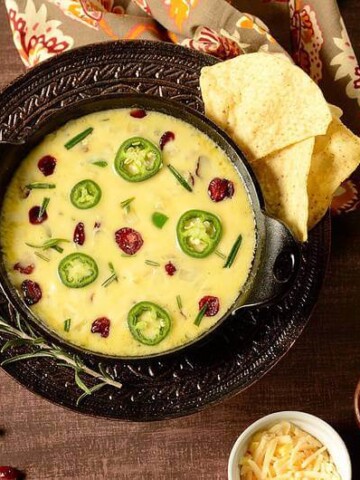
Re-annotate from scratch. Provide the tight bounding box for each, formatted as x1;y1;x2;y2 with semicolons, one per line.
239;421;342;480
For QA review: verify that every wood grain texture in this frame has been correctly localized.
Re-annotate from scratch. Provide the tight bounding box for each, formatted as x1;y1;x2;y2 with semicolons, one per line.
0;2;359;479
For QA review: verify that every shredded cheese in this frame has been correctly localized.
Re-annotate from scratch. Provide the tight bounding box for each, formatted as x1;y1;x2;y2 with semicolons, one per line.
239;421;342;480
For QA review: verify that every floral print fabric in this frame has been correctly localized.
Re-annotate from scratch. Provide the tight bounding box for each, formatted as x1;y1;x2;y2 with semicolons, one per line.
4;0;360;215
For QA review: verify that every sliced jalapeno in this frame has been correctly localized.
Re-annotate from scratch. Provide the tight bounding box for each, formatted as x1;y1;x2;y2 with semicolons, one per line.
176;209;222;258
128;301;171;346
58;253;98;288
115;137;162;182
70;179;101;209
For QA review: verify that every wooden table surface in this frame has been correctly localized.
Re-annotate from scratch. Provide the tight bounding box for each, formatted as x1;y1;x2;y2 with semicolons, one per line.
0;2;359;479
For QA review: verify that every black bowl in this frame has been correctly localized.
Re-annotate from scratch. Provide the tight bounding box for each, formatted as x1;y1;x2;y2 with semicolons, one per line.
0;93;300;360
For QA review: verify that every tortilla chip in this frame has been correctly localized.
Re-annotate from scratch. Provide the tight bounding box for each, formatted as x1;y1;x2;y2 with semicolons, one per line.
251;138;315;242
200;52;331;160
308;116;360;229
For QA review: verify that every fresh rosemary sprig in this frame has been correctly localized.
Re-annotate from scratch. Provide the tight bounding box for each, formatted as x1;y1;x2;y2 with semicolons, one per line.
194;303;208;327
120;197;135;213
65;127;93;150
176;295;187;319
101;262;118;288
215;250;226;260
167;164;193;192
26;238;69;253
64;318;71;332
34;252;50;262
0;313;122;405
38;197;50;219
224;234;243;268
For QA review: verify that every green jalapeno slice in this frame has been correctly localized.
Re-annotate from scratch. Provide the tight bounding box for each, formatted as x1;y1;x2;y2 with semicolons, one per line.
70;179;102;209
58;253;98;288
176;209;222;258
128;301;171;346
115;137;162;182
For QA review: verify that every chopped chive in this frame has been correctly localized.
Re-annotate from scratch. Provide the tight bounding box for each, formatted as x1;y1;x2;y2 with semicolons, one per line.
26;238;69;251
215;250;226;260
224;234;243;268
167;164;193;192
101;262;118;287
145;259;160;267
65;127;93;150
91;160;108;168
120;197;135;213
194;302;208;327
64;318;71;332
25;182;56;190
34;252;50;262
38;197;50;219
152;212;169;229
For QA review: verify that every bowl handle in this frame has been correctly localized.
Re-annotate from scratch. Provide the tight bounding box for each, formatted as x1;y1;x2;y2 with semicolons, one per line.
238;216;301;310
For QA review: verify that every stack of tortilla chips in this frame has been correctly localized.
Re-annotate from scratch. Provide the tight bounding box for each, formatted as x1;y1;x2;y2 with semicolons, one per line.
200;53;360;242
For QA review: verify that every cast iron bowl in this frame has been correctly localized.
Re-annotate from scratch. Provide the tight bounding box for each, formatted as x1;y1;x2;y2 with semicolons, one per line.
0;94;300;360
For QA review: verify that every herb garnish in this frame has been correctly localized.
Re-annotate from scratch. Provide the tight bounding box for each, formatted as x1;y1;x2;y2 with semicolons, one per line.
176;295;187;319
34;252;50;262
91;160;108;168
38;197;50;220
26;238;70;253
64;318;71;332
120;197;135;213
167;164;193;192
101;262;118;288
145;260;160;267
25;183;56;190
215;250;226;260
194;302;208;327
65;127;93;150
224;234;243;268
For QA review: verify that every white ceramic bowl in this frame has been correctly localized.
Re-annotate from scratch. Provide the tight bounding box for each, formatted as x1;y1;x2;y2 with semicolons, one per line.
228;411;351;480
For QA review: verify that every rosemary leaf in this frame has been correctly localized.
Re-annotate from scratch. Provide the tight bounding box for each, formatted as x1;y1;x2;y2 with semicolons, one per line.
145;259;160;267
91;160;108;168
64;318;71;332
65;127;93;150
224;234;243;268
26;238;69;251
101;262;118;288
38;197;50;219
120;197;135;213
1;351;53;366
35;252;50;262
51;245;63;254
176;295;183;311
74;369;92;395
215;250;226;260
167;164;193;192
25;182;56;190
76;382;107;407
194;303;208;327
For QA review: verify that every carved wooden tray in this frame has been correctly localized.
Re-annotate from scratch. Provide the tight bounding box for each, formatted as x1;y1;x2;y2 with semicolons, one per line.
0;41;330;420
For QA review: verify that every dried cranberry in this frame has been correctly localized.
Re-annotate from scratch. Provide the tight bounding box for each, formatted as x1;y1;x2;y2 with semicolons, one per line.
37;155;56;176
199;296;220;317
91;317;110;338
28;206;48;225
130;108;147;119
208;178;235;202
73;222;85;245
21;280;42;306
14;263;35;275
0;466;24;480
165;261;177;276
115;227;143;255
159;131;175;150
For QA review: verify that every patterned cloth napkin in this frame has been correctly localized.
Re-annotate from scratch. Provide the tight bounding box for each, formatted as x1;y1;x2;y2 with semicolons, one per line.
4;0;360;215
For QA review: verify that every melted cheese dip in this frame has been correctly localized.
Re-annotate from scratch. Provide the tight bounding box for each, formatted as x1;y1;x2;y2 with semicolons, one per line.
0;109;256;356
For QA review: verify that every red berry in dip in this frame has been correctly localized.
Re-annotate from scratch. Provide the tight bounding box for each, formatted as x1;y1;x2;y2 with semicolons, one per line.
159;131;175;150
130;108;147;119
0;466;23;480
208;178;235;202
28;206;48;225
73;222;85;245
199;296;220;317
115;227;144;255
165;261;177;276
21;280;42;306
91;317;110;338
13;263;35;275
37;155;56;176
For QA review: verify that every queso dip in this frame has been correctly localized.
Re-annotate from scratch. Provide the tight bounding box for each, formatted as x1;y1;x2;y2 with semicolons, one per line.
0;108;256;356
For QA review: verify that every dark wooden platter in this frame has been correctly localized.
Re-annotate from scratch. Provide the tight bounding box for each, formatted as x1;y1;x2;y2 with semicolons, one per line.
0;41;330;421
